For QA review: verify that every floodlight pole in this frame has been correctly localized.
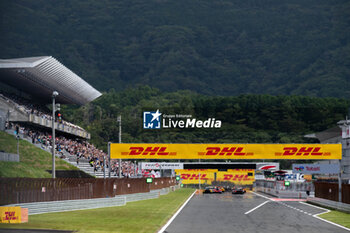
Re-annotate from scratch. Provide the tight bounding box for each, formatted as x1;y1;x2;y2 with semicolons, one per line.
337;119;350;203
338;159;342;202
108;142;111;178
118;115;122;178
103;155;106;179
52;91;59;179
199;158;201;190
134;160;137;177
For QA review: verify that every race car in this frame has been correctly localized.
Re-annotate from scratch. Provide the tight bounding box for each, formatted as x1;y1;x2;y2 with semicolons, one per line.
232;187;246;194
212;186;223;193
218;186;225;192
203;186;215;193
203;186;223;194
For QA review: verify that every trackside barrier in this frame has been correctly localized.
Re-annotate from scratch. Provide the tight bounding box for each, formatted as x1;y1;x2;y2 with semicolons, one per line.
122;192;159;202
0;177;176;205
3;186;177;215
4;196;126;215
307;197;350;213
150;188;170;196
255;186;309;199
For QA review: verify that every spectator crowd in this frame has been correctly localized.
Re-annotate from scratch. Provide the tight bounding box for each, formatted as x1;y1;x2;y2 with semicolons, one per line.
8;123;140;177
2;92;161;178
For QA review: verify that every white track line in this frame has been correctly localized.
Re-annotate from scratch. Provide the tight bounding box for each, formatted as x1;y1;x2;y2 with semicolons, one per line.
252;192;350;231
299;201;329;211
244;201;270;215
250;191;274;201
299;201;350;232
158;190;197;233
313;214;350;232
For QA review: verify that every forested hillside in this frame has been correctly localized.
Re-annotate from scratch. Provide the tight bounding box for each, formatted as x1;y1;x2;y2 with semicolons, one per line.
1;0;349;97
62;86;350;151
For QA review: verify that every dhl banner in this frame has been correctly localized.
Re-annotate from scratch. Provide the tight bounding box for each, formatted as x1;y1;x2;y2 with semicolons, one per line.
110;143;341;160
0;207;21;223
175;169;255;185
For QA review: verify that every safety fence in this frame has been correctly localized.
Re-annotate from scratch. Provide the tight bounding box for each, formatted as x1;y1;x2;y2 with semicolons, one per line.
254;180;314;199
3;187;178;215
314;182;350;204
255;180;314;192
0;152;19;162
0;177;176;205
307;197;350;213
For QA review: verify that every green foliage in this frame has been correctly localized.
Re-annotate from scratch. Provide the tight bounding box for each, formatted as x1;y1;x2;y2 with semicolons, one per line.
1;0;349;97
61;87;350;154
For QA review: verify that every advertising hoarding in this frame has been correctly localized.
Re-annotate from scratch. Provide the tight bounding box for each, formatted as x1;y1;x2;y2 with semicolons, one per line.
141;162;183;170
175;169;255;185
111;143;341;160
292;164;340;174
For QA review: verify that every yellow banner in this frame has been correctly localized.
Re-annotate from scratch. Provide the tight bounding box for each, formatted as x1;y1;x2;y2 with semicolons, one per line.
0;207;21;223
111;143;341;160
175;169;255;185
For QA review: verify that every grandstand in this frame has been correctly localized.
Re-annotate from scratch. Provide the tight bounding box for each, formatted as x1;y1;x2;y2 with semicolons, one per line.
0;56;107;177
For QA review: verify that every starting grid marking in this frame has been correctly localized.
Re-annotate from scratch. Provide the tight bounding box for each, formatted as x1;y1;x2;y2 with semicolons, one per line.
251;191;350;232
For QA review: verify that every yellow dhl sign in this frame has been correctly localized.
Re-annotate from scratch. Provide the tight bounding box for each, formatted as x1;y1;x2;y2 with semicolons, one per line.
0;207;21;223
111;143;341;160
175;169;255;185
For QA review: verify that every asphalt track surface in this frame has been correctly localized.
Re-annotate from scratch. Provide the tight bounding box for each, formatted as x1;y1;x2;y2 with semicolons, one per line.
163;191;350;233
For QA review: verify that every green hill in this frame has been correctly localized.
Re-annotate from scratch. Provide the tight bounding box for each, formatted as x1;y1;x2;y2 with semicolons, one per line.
1;0;349;97
0;131;77;178
61;87;350;151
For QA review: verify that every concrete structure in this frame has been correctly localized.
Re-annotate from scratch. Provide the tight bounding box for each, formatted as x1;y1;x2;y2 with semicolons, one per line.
305;120;350;180
0;56;102;139
0;151;19;162
0;94;90;139
0;56;101;105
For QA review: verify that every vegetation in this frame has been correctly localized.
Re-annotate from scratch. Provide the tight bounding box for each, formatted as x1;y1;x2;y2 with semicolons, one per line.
0;131;77;178
320;210;350;228
0;188;195;233
63;86;349;147
61;86;350;168
1;0;349;98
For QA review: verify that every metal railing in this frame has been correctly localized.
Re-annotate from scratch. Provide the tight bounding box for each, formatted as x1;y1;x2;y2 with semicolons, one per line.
4;187;177;215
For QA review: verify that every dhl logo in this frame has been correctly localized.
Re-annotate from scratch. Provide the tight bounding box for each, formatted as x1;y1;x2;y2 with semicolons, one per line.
221;174;253;181
121;147;177;156
275;147;331;156
198;147;254;156
181;174;208;180
3;212;17;221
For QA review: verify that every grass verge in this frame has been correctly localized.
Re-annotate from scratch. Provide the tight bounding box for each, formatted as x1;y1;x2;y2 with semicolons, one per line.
0;131;77;178
0;188;195;233
319;210;350;229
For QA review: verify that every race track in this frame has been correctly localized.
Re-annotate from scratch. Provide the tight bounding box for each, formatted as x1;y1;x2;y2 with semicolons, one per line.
163;191;350;233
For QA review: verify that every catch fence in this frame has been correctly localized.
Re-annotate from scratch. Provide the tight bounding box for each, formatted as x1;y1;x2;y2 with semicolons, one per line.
0;177;176;205
314;182;350;204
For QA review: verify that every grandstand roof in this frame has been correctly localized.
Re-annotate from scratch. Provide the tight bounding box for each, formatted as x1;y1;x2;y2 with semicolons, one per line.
0;56;102;105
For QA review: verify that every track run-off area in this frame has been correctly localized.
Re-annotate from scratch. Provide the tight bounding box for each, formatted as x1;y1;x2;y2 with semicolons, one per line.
160;191;350;233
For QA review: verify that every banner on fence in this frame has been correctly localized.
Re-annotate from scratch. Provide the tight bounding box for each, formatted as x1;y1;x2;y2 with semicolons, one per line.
175;169;255;185
293;163;340;174
141;162;183;170
110;143;341;160
0;207;21;223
